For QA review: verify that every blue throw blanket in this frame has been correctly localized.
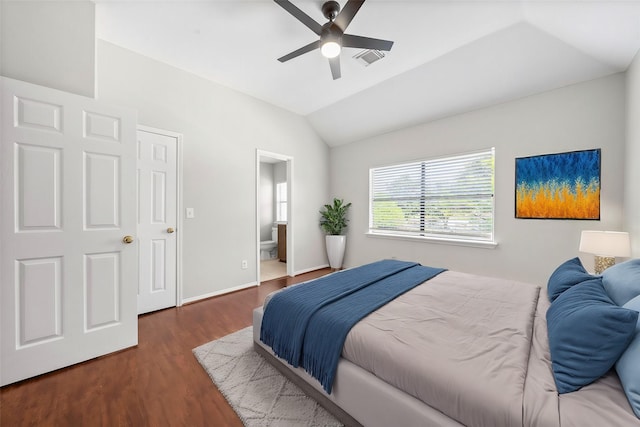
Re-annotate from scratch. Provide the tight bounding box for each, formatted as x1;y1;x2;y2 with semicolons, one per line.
260;259;446;393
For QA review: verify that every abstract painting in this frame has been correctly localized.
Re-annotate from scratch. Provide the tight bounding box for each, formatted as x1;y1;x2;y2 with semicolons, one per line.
515;149;601;219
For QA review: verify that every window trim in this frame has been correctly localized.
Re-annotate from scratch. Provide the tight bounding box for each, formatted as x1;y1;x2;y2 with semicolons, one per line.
368;148;496;246
365;230;498;249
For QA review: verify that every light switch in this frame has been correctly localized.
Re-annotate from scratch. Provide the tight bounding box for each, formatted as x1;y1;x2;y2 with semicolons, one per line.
186;207;195;219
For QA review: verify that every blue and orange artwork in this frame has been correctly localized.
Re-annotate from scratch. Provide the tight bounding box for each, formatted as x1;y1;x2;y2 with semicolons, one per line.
515;149;601;219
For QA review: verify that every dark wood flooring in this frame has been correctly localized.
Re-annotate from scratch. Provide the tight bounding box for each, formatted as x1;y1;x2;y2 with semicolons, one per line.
0;269;331;427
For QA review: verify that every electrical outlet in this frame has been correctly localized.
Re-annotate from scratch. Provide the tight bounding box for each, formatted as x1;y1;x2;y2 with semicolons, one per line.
241;260;248;269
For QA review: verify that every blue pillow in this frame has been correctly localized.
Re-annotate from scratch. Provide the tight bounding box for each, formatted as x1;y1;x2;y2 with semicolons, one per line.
616;295;640;418
547;257;593;302
547;277;638;394
602;259;640;306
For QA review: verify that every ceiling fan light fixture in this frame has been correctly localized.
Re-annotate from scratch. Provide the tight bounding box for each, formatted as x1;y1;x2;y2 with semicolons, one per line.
274;0;395;79
321;41;341;58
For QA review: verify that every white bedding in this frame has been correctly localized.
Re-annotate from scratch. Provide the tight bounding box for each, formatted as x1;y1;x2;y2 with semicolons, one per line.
342;271;542;426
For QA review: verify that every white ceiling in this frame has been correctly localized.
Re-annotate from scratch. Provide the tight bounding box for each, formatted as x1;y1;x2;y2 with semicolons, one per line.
95;0;640;146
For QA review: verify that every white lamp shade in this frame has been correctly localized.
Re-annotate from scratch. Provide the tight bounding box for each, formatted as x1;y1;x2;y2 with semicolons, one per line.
579;230;631;257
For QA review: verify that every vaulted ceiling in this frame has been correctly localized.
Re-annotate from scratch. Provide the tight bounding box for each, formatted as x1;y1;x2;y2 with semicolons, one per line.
96;0;640;146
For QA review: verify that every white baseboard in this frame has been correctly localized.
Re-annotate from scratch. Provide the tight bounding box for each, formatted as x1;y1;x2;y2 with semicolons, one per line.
181;264;329;303
181;281;258;305
293;264;329;276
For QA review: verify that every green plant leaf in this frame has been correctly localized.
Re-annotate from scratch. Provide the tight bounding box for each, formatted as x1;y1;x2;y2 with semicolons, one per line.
319;198;352;235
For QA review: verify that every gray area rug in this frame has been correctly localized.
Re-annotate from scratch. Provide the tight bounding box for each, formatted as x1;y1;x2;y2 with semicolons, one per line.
193;327;342;427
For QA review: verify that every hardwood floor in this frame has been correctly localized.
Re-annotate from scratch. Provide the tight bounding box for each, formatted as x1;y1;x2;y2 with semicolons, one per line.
0;269;331;427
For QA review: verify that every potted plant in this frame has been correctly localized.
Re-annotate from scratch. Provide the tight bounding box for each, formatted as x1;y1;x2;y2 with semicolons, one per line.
319;198;352;269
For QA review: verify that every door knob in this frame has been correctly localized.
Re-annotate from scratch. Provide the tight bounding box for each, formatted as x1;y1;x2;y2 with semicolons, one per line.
167;227;175;234
122;235;134;244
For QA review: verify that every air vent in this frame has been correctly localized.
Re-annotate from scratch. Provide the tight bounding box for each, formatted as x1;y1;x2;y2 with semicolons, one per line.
353;49;385;67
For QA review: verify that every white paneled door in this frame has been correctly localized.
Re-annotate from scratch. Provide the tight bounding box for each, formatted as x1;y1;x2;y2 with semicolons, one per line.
0;77;138;386
137;129;178;314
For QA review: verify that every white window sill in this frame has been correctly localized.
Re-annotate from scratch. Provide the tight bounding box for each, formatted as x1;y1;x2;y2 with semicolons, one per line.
366;232;498;249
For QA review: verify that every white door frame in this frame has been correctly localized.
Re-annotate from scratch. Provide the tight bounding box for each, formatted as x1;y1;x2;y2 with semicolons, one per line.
256;149;294;283
138;125;184;306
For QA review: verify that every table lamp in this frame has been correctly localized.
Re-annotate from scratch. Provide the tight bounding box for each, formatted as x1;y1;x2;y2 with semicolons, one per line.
579;230;631;274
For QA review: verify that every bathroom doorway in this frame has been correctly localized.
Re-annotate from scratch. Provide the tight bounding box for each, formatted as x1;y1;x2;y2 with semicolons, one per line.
256;150;293;283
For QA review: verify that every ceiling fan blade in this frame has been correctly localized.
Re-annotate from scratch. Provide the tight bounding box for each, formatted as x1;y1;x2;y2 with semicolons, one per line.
342;34;394;51
274;0;323;35
329;56;341;80
333;0;365;32
278;40;321;62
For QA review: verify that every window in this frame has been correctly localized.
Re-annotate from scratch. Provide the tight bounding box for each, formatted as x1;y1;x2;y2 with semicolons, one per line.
276;182;287;222
369;148;495;244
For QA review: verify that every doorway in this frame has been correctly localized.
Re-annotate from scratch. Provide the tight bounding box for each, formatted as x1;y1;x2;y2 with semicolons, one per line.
256;150;294;283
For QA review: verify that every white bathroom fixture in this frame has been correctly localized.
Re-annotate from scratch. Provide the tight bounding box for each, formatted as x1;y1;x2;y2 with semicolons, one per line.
260;227;278;260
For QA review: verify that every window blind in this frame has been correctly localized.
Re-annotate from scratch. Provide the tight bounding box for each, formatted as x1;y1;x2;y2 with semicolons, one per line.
370;148;495;242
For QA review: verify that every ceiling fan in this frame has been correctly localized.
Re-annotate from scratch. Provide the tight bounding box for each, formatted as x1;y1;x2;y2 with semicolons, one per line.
274;0;394;80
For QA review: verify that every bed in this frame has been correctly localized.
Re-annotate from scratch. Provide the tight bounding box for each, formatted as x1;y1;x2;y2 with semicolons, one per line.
252;259;640;427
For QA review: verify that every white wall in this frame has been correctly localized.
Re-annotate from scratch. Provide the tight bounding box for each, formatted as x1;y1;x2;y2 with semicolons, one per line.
260;163;274;241
626;52;640;257
97;41;330;300
330;74;626;285
0;0;95;97
274;162;287;185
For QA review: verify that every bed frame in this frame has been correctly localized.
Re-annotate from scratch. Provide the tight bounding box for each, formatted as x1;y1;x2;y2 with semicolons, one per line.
253;307;463;427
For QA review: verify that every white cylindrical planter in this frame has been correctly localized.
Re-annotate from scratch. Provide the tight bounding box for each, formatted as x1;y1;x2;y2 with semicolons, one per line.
326;235;346;269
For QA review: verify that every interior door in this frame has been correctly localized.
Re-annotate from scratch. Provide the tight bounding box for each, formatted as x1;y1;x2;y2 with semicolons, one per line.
136;128;178;314
0;77;138;386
